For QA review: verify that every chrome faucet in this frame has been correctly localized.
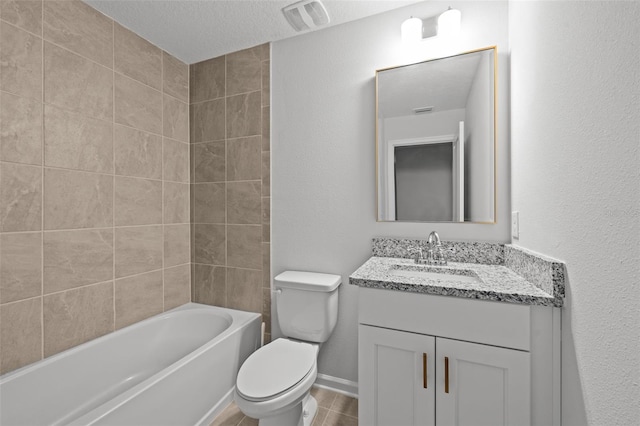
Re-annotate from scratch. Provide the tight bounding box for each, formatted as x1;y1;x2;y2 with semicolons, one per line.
408;231;448;265
427;231;447;265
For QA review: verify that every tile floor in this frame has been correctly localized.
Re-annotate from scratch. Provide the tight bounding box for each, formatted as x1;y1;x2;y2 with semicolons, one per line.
211;386;358;426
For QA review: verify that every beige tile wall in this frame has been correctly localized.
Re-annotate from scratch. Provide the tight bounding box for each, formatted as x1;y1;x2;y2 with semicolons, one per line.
190;44;271;342
0;0;191;374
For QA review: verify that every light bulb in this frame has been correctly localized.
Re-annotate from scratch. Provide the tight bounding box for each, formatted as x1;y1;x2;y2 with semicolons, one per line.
438;8;461;38
401;17;422;43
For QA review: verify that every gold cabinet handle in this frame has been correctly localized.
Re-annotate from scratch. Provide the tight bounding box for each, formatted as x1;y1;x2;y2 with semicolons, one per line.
444;356;450;394
422;353;427;389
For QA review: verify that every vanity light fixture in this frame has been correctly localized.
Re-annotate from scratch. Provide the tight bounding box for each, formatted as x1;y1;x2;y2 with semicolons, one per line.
401;16;423;43
401;7;462;43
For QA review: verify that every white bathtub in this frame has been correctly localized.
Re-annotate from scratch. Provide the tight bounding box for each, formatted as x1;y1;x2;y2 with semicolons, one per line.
0;303;261;426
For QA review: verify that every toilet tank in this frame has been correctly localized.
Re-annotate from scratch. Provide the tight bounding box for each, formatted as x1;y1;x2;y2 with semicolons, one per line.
274;271;341;343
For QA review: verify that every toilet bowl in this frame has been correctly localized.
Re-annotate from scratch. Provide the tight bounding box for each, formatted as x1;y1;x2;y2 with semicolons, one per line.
235;339;319;425
234;271;341;425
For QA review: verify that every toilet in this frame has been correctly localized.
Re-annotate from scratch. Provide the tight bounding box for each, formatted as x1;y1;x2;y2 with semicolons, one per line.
234;271;341;426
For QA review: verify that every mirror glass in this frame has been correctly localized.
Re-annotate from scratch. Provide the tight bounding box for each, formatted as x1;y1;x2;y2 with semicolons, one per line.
376;47;496;223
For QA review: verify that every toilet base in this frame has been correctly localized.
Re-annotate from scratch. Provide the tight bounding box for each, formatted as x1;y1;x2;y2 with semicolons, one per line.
258;394;318;426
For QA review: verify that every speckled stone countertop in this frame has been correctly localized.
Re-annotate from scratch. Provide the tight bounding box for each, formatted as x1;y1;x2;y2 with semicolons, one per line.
350;238;566;307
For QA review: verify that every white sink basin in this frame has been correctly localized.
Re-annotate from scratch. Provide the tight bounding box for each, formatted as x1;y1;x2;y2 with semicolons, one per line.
389;267;482;284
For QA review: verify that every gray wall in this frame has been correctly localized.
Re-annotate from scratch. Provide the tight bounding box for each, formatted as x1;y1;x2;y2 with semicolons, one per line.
464;51;494;222
510;1;639;424
272;1;509;383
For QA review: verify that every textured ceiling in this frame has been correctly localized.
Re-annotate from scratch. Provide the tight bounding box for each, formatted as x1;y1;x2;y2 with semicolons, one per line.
85;0;418;64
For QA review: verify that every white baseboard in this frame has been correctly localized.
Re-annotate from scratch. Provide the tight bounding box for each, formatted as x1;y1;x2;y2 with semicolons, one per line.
314;373;358;399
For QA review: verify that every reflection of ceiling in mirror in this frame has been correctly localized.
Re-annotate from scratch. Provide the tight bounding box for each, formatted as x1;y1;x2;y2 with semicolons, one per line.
378;52;484;119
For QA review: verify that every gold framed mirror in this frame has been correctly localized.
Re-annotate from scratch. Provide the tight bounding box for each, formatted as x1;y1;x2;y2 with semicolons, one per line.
376;46;497;223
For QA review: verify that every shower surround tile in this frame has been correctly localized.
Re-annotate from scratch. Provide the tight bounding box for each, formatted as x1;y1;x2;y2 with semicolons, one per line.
164;264;191;310
227;136;261;181
194;224;226;265
0;0;43;35
163;182;189;224
114;177;162;226
262;107;270;151
0;298;42;374
114;22;162;90
262;61;270;107
227;268;262;313
115;270;163;329
227;181;261;225
43;229;113;294
164;224;190;267
190;56;225;103
226;91;261;138
115;225;163;278
0;232;42;303
226;46;262;96
0;92;43;165
163;138;189;182
227;225;261;269
163;95;189;142
0;162;42;232
44;104;114;173
44;168;113;230
190;43;270;327
190;99;225;142
194;141;225;183
261;152;270;196
193;264;226;306
0;0;191;376
43;281;114;357
43;0;113;67
113;125;163;180
44;42;112;121
163;51;189;102
0;22;42;100
193;183;226;224
114;73;162;134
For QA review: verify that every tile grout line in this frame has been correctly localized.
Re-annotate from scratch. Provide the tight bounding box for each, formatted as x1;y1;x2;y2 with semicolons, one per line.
0;85;184;141
189;87;261;107
0;223;190;236
185;52;192;306
161;45;165;313
224;53;228;309
112;17;116;334
40;0;45;362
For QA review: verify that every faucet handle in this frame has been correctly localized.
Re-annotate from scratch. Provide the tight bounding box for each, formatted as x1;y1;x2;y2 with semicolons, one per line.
435;245;448;265
407;245;423;262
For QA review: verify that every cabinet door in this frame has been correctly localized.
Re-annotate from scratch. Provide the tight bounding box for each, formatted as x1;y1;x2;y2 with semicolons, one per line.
359;325;435;426
436;338;530;426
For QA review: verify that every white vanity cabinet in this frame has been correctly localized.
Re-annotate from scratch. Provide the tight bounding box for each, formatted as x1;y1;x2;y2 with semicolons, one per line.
359;326;436;426
358;287;560;426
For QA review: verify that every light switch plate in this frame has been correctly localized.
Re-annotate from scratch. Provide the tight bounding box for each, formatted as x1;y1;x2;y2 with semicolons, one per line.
512;211;520;239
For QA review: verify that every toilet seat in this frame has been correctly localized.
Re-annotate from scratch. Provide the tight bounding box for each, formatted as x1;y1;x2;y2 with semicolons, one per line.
236;339;318;402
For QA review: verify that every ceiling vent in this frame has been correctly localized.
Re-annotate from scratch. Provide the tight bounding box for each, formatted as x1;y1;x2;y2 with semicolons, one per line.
282;0;330;32
413;106;434;114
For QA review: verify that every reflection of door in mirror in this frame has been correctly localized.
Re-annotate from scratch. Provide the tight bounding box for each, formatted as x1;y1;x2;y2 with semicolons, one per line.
390;123;464;222
376;47;496;223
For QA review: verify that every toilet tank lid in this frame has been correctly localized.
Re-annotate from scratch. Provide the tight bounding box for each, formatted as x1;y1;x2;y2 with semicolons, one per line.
274;271;341;292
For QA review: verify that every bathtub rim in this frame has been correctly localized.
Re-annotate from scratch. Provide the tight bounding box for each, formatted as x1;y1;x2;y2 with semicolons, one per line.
66;303;261;426
0;303;258;384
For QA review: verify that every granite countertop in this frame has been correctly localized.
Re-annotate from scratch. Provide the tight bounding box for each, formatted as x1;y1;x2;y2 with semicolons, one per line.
349;256;557;307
